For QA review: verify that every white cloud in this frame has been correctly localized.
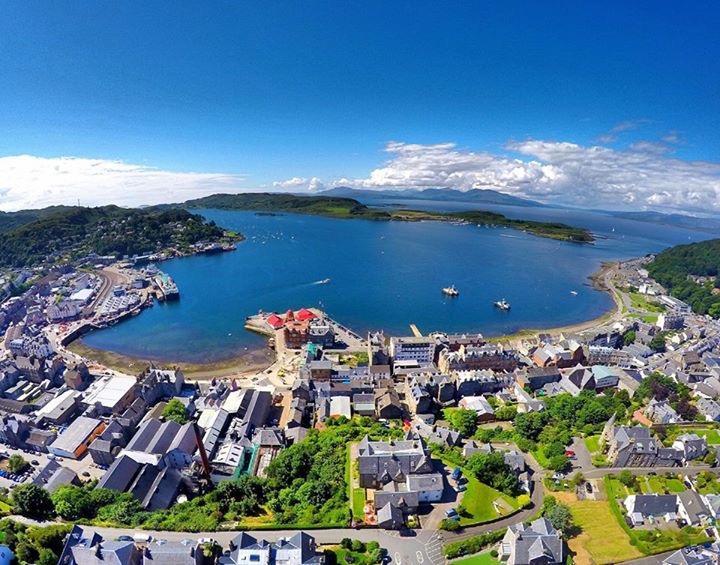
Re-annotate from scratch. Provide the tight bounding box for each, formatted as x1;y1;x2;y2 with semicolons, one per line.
0;155;244;211
279;140;720;213
272;176;325;191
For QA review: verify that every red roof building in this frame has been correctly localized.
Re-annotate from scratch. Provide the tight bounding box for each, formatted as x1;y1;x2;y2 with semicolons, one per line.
266;314;285;329
296;308;317;322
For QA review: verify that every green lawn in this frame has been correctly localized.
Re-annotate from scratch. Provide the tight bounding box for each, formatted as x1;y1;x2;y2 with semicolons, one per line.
629;292;665;313
666;427;720;446
567;499;642;564
584;434;602;454
453;551;500;564
347;444;365;521
459;475;520;525
531;448;551;469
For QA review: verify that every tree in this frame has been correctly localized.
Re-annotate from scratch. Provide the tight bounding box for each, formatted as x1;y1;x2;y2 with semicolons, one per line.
11;484;55;520
494;405;517;421
545;503;574;534
514;411;549;441
444;408;478;437
7;454;28;474
162;399;188;424
623;330;636;346
618;470;636;488
547;455;570;472
466;452;519;496
649;334;667;353
37;548;58;565
51;485;95;521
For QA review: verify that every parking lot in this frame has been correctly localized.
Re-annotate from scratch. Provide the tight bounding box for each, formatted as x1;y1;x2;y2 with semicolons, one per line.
0;441;105;491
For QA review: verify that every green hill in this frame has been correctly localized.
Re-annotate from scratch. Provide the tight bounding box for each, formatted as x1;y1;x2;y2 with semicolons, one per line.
185;193;593;243
648;238;720;317
0;206;232;268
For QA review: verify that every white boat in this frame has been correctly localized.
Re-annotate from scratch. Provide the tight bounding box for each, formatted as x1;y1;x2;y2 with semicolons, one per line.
494;298;511;310
570;290;578;296
442;285;459;297
317;278;331;285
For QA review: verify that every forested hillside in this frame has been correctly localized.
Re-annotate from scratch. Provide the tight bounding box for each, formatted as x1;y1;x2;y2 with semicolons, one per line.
0;206;231;268
648;239;720;317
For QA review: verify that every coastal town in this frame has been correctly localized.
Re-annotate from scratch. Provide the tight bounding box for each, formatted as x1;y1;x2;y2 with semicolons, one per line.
0;234;719;565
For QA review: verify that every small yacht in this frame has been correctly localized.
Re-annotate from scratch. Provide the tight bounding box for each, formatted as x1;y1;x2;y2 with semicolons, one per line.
570;290;578;296
442;285;460;297
494;298;511;310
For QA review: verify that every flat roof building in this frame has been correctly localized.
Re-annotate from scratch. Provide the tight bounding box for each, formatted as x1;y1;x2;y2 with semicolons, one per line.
48;416;105;459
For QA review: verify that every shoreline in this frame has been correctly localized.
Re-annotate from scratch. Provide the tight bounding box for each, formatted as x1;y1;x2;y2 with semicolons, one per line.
488;261;622;343
68;261;621;375
68;339;276;380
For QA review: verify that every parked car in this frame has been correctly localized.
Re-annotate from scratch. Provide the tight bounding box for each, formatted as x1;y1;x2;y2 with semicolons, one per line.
445;508;459;518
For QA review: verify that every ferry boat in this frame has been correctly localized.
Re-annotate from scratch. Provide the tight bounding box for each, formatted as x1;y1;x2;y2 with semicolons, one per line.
494;298;511;310
442;285;459;297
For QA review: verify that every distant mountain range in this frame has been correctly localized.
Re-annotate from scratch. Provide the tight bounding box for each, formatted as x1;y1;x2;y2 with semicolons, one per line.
318;186;720;233
317;186;543;207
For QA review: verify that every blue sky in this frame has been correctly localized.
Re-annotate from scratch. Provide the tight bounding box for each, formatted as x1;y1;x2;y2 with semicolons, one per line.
0;2;719;212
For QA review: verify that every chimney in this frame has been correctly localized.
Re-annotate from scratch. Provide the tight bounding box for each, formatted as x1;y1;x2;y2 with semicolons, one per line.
193;422;211;478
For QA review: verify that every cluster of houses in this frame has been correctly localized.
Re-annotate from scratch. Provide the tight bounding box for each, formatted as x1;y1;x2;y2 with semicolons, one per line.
59;525;326;565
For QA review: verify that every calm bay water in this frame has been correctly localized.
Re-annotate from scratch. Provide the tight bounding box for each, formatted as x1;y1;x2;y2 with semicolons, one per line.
81;205;715;363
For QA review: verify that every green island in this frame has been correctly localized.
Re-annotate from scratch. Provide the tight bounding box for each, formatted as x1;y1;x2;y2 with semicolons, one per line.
184;192;595;243
648;237;720;317
0;205;240;268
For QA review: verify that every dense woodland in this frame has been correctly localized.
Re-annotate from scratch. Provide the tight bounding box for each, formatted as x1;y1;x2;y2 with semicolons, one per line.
648;238;720;317
0;205;231;268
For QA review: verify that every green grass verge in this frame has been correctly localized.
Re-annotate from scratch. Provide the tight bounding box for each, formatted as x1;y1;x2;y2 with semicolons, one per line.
459;476;520;525
453;550;500;564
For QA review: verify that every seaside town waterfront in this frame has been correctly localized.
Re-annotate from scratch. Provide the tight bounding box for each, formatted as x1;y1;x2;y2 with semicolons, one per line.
3;233;720;565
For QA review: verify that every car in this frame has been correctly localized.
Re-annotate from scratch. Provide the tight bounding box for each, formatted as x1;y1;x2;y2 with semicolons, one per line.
31;460;39;466
117;536;134;542
445;508;459;518
82;471;91;477
451;467;462;481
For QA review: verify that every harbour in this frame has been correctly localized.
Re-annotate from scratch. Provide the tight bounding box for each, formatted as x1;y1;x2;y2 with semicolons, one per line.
78;207;712;365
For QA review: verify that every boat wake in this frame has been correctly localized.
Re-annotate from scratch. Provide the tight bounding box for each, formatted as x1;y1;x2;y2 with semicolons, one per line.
311;278;331;285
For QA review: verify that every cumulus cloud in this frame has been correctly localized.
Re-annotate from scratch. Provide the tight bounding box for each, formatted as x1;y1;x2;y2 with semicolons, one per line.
282;140;720;213
0;155;244;211
272;176;325;191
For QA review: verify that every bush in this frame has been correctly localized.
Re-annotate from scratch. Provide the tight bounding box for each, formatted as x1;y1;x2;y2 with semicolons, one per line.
440;518;462;531
490;549;499;557
444;528;506;559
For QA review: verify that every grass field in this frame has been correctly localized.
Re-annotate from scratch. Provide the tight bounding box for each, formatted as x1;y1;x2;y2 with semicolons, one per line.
453;551;500;565
567;498;642;564
459;475;520;525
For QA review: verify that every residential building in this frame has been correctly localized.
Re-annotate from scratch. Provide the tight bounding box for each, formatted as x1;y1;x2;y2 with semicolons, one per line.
672;434;708;463
624;494;678;526
498;517;565;565
220;531;325;564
